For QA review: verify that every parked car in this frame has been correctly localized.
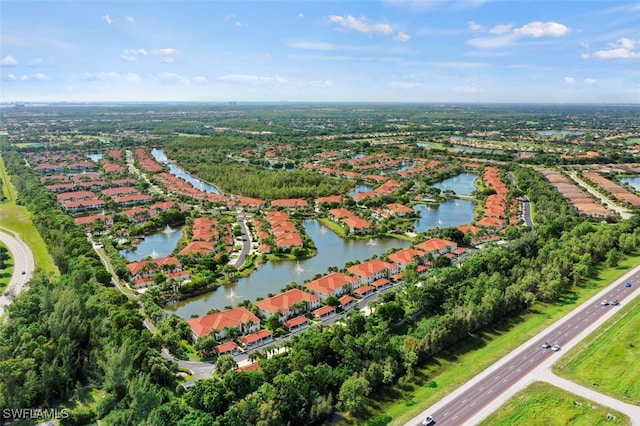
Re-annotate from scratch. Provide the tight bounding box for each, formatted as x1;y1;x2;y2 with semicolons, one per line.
422;416;435;426
542;341;551;349
552;344;561;351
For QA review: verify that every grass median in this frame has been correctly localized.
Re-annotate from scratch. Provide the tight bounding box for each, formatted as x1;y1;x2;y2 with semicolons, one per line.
355;254;640;426
553;287;640;405
478;381;630;426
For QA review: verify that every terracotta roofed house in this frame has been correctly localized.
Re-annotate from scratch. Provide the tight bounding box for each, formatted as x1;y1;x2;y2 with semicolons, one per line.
255;288;320;321
415;238;458;257
347;259;398;285
187;307;260;340
305;272;360;299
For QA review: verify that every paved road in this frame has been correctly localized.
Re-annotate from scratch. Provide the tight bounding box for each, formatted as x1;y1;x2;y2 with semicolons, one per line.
408;265;640;426
568;171;632;220
521;196;534;229
233;215;251;269
0;229;35;319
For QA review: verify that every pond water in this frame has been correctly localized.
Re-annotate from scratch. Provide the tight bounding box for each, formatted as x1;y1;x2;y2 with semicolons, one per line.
620;177;640;192
151;148;222;194
349;184;374;196
413;199;476;233
434;172;478;196
166;220;411;318
120;226;183;262
87;153;103;162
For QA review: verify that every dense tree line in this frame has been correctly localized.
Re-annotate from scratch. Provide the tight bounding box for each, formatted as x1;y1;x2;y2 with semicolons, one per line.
163;136;354;199
0;145;183;425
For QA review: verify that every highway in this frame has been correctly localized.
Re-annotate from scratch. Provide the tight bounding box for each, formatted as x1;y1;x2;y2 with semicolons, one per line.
409;265;640;426
0;229;35;319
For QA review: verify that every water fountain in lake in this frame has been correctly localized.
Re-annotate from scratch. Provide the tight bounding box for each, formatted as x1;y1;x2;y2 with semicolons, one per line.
367;238;377;246
223;289;243;302
163;225;176;234
150;249;160;259
294;262;305;274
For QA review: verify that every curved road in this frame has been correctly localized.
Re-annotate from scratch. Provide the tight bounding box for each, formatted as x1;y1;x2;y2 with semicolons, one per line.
0;229;35;319
409;265;640;425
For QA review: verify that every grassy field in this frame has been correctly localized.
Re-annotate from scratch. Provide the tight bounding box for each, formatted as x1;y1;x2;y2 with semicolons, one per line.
553;290;640;405
0;154;58;278
478;381;630;426
353;254;640;426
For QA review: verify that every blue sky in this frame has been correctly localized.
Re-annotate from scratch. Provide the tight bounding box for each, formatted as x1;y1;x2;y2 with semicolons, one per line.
1;1;639;103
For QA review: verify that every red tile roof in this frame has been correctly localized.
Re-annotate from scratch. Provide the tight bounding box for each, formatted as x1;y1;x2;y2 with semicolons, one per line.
255;289;319;316
187;307;260;338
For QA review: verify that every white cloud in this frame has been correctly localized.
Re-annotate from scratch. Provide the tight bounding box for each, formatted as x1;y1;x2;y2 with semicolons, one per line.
286;40;334;50
592;38;640;59
330;15;394;35
309;80;333;87
192;76;209;84
430;61;487;68
467;21;569;49
298;13;304;18
27;58;45;67
1;55;18;67
329;15;411;42
563;77;576;84
489;24;513;35
76;72;141;83
467;21;485;32
102;15;112;25
388;81;422;89
217;74;288;85
20;73;48;81
467;34;517;49
584;78;597;84
5;74;16;81
121;48;147;61
155;72;191;84
125;16;136;23
150;48;180;63
513;21;569;37
394;32;411;42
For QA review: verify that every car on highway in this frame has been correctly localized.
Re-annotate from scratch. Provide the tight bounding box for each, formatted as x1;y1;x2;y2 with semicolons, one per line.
21;271;26;275
611;299;619;306
600;299;609;306
625;282;632;287
422;416;435;426
542;341;551;349
552;344;561;351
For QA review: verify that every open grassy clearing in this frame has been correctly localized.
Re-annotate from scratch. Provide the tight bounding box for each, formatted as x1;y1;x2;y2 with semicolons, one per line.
0;153;59;278
353;254;640;426
478;381;630;426
553;289;640;405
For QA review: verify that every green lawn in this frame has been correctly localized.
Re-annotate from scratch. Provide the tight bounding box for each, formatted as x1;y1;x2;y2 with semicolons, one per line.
553;291;640;405
479;382;630;426
0;154;58;278
355;254;640;426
